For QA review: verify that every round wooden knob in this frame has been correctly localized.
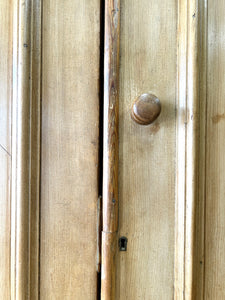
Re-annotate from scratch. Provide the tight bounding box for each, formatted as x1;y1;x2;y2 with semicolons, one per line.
131;93;161;125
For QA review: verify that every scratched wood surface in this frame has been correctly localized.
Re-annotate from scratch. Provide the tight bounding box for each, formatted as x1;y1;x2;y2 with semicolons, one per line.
0;0;12;298
115;0;177;298
204;0;225;298
40;1;100;299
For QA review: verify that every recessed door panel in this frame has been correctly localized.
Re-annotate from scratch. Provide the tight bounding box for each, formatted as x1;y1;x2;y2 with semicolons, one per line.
40;1;100;298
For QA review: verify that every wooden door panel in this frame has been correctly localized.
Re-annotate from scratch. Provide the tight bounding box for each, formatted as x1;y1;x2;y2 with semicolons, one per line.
205;0;225;298
0;0;12;298
116;1;177;298
40;1;100;299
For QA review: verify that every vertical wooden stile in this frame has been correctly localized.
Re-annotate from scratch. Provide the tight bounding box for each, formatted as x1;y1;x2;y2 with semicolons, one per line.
101;0;120;299
175;0;202;298
0;0;13;297
185;0;200;298
175;1;188;297
29;0;42;298
11;0;42;298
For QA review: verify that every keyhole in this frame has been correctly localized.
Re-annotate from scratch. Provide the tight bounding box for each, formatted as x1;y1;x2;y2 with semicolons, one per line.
119;236;128;251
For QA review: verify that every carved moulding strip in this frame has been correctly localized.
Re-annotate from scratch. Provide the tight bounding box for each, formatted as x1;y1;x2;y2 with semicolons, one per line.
11;0;42;298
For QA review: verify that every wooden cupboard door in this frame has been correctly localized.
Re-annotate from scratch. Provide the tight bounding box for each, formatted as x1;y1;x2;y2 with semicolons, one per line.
1;0;225;299
1;0;100;299
114;0;225;299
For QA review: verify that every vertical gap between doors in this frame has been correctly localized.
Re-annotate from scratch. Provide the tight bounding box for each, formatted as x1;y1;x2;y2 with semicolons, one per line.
97;0;105;299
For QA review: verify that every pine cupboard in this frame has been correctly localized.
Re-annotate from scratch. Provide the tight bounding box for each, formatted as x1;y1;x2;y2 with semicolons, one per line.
0;0;225;299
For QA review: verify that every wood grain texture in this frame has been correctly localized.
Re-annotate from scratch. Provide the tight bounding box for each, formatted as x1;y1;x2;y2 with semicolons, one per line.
11;0;42;299
131;93;161;126
0;1;12;298
205;0;225;298
29;1;42;298
40;1;100;298
175;1;206;298
101;232;117;300
184;0;200;297
11;0;31;295
175;1;187;297
103;0;120;234
116;0;177;299
192;0;208;298
102;0;120;299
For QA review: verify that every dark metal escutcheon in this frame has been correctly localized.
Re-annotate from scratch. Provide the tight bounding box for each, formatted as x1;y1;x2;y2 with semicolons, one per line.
119;236;128;251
